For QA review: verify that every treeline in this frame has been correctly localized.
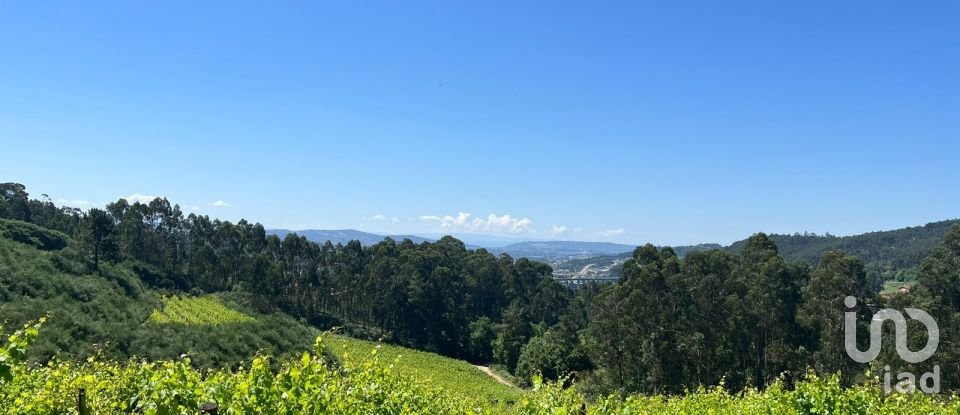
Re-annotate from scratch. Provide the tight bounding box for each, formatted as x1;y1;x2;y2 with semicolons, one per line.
726;220;960;287
523;228;960;395
572;238;851;394
3;181;959;396
0;221;318;367
0;182;570;365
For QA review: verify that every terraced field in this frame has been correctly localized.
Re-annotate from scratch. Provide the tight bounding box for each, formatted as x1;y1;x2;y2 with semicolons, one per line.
149;295;255;325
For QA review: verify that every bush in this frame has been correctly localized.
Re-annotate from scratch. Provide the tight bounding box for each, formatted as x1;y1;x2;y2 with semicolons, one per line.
0;219;68;250
515;330;590;387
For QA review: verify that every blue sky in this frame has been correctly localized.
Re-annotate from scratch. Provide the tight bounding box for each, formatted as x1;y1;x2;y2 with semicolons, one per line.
1;1;957;246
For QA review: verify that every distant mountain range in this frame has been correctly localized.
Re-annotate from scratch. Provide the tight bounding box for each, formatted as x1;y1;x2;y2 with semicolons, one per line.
265;229;641;259
415;232;537;248
490;241;639;258
267;229;433;246
268;219;960;276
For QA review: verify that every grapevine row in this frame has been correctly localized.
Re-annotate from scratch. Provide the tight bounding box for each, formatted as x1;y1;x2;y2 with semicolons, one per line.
148;296;255;326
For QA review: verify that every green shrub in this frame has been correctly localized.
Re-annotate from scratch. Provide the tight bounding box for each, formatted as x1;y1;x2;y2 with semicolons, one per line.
0;219;68;250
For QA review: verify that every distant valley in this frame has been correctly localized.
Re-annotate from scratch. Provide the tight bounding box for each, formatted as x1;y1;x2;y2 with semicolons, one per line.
265;228;643;260
267;228;433;246
269;219;960;290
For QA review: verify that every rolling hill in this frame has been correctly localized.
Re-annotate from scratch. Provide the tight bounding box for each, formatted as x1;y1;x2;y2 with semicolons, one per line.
492;240;637;259
267;228;433;246
726;219;960;284
269;219;960;282
267;229;636;259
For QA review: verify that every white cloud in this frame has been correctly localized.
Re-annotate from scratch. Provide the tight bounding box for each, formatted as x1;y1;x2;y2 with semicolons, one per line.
124;194;157;204
56;199;91;208
212;200;232;208
365;214;400;223
420;212;534;234
190;206;201;212
552;225;583;237
598;228;626;237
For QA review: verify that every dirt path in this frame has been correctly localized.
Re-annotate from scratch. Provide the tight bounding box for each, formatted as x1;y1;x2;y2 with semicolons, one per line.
473;365;515;387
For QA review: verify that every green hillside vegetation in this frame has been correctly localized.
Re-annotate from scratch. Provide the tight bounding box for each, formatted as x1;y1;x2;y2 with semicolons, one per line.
0;182;573;382
146;292;522;405
149;296;255;325
0;222;519;405
0;228;156;363
0;229;314;368
727;219;960;288
4;182;960;401
726;220;960;267
325;334;522;406
3;321;960;414
0;219;69;251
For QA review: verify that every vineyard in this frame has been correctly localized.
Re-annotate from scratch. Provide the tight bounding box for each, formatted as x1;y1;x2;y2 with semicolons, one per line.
516;376;960;414
324;334;522;406
149;293;520;405
148;296;255;325
0;320;481;415
4;320;960;414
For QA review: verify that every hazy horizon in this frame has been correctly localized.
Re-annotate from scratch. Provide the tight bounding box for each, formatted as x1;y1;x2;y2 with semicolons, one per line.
266;217;959;248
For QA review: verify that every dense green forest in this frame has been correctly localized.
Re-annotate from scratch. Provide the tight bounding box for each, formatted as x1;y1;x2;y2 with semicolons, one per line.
726;220;960;289
2;181;960;398
0;182;570;369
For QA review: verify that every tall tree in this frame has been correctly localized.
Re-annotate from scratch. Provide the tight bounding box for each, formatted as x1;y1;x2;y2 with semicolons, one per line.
798;250;868;382
84;208;117;270
0;183;31;221
494;300;533;372
736;233;806;388
911;224;960;389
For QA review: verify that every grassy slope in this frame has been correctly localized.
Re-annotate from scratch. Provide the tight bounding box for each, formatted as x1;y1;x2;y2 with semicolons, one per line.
324;333;523;406
145;295;523;405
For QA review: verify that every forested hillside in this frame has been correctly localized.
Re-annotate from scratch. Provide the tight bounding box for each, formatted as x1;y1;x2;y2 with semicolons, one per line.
727;220;960;288
0;182;569;370
3;181;960;401
0;222;316;367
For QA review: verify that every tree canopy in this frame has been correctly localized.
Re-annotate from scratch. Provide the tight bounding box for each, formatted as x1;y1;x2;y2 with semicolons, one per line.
3;181;960;395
